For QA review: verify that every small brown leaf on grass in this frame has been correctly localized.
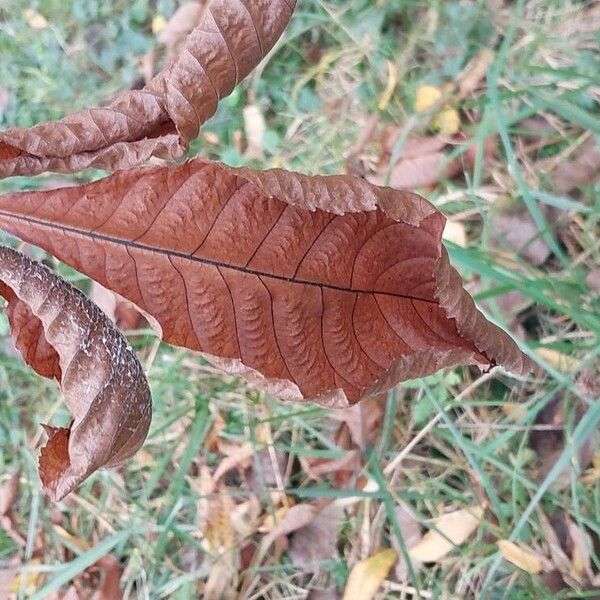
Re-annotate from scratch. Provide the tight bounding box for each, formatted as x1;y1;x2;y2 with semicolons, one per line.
0;246;152;501
0;161;532;405
391;502;423;581
497;540;544;574
529;394;596;489
408;505;484;563
492;205;552;267
587;269;600;295
290;502;345;570
0;1;296;178
554;138;600;194
342;548;397;600
457;49;495;98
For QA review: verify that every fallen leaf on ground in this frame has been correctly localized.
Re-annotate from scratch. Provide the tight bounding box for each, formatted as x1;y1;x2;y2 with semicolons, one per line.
492;205;552;267
342;548;397;600
0;161;532;406
391;501;423;581
263;504;318;546
553;138;600;194
529;394;596;489
409;505;484;563
370;134;463;190
0;1;296;177
586;269;600;295
497;540;544;574
457;48;495;97
290;502;345;570
0;246;152;500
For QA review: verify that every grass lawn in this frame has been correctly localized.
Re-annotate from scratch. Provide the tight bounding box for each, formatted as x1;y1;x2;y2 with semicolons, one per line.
0;0;599;598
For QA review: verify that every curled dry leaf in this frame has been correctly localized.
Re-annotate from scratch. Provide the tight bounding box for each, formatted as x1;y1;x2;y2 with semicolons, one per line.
0;161;532;405
0;0;296;178
0;246;152;501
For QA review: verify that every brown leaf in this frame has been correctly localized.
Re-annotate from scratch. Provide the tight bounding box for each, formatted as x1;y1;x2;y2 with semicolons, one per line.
0;247;152;500
457;48;495;97
554;138;600;194
0;1;296;178
370;134;462;190
391;502;423;581
587;269;600;295
92;555;123;600
0;281;61;380
262;503;318;549
529;394;596;490
289;502;345;570
492;205;552;267
0;161;532;405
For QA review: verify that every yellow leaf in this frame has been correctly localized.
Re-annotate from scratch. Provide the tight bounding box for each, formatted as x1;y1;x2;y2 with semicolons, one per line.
22;9;48;30
415;85;442;113
535;348;578;372
497;540;543;574
152;14;168;35
433;106;461;135
378;60;398;111
409;505;484;563
343;549;397;600
8;560;42;594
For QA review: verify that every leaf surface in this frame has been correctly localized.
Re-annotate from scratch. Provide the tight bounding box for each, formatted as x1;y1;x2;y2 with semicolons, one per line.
0;246;152;500
0;162;532;405
0;0;295;178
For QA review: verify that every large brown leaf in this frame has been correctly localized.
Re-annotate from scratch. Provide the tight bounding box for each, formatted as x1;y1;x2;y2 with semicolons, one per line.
0;162;532;406
0;246;152;500
0;0;295;178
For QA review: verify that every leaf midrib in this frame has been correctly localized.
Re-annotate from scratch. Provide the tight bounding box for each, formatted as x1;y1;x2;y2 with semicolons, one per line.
0;209;439;305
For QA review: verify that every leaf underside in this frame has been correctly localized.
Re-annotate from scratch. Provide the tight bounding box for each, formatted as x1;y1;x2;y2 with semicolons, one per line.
0;162;532;406
0;247;152;500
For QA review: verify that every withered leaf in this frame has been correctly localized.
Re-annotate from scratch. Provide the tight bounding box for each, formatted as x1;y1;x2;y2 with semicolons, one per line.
0;161;532;406
0;246;152;501
0;0;295;178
